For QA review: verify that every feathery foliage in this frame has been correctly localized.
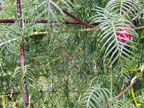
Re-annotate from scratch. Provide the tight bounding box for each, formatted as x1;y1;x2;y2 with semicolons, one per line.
0;0;144;108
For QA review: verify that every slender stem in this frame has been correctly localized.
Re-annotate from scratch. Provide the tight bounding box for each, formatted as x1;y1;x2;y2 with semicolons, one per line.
20;39;30;108
16;0;29;108
131;87;139;108
63;10;94;28
0;19;89;25
0;18;144;30
16;0;22;18
115;76;137;99
23;77;29;108
16;0;22;29
110;66;113;98
20;42;25;69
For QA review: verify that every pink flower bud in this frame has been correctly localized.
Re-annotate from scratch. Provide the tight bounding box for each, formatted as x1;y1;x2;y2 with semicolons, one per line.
116;26;133;44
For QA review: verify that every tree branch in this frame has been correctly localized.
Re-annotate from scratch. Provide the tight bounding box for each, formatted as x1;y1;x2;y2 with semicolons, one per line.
115;76;138;99
0;19;87;25
63;10;94;28
0;19;144;30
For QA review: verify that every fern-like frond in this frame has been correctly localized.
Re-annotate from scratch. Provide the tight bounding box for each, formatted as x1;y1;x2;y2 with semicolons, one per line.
91;7;138;65
35;0;72;20
112;98;133;108
106;0;140;20
0;25;20;55
79;86;110;108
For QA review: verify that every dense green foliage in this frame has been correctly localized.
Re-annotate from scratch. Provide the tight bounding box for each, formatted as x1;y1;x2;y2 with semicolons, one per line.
0;0;144;108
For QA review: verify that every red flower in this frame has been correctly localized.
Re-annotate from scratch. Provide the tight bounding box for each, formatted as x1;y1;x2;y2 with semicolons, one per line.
116;27;133;44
